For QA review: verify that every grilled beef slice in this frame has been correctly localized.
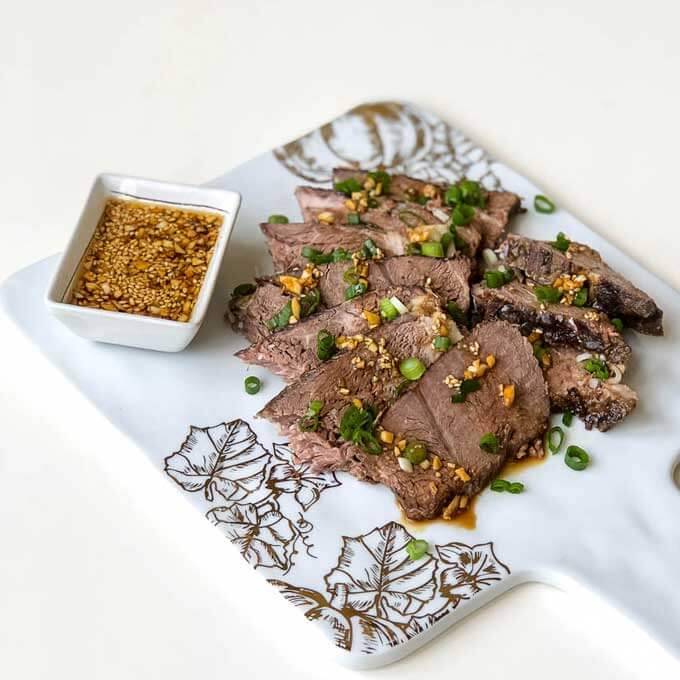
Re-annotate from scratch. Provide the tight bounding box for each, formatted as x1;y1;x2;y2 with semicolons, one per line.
260;320;549;520
330;169;522;248
545;345;637;431
236;287;439;381
472;280;631;363
229;255;472;342
500;234;663;335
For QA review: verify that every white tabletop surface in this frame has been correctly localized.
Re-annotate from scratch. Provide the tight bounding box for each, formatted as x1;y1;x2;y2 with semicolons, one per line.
1;1;679;678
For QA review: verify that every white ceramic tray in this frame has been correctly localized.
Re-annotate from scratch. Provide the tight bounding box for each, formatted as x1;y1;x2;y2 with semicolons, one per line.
2;102;679;669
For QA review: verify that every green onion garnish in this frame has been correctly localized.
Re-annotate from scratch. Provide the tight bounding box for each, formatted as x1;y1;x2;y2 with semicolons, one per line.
266;300;293;331
368;170;391;194
347;212;361;225
484;268;514;289
316;329;336;361
551;231;570;252
562;410;573;427
440;231;453;254
490;479;524;494
308;400;324;415
333;177;363;196
583;357;609;381
404;440;427;465
479;432;500;454
354;430;382;455
444;185;462;206
421;241;444;258
572;287;588;307
445;301;467;326
299;400;324;432
301;246;351;265
343;267;359;285
406;243;422;255
405;539;429;561
565;445;590;471
399;357;426;381
268;214;289;224
533;285;562;304
547;426;565;454
534;195;556;214
434;336;451;352
300;288;321;317
451;378;481;404
507;482;525;494
244;376;261;395
379;298;399;321
232;283;256;297
415;195;429;205
339;403;381;454
344;282;368;300
362;239;379;259
451;203;475;226
611;318;624;333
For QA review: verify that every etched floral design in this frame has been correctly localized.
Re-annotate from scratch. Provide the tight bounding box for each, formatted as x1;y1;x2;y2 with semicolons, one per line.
267;443;341;511
270;522;511;654
207;502;296;570
437;542;510;605
273;101;501;188
164;421;270;502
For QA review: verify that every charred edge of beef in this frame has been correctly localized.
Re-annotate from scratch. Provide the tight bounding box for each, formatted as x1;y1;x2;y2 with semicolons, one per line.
236;286;438;382
500;234;663;335
471;280;631;364
545;346;637;432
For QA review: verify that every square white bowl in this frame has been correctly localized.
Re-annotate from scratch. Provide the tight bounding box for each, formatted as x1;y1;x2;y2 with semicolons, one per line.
45;174;241;352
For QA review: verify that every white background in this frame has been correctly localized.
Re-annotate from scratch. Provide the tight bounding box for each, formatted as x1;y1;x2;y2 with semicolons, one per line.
1;1;679;678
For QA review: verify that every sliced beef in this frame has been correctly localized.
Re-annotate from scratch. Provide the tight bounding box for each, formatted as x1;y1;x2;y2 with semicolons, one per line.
260;321;549;520
259;313;443;471
236;287;439;381
545;345;637;432
332;168;442;202
500;234;663;335
472;280;631;363
228;255;472;342
261;221;405;271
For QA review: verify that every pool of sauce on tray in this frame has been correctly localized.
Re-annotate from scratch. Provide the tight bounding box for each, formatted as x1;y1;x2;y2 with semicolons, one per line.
398;454;547;532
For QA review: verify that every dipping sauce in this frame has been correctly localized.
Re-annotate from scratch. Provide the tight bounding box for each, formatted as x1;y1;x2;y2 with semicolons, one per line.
69;198;223;322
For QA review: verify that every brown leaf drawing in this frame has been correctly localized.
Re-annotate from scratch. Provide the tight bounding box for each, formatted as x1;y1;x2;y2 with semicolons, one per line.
437;542;510;606
267;443;341;511
324;522;437;619
208;502;296;570
269;580;406;654
164;420;270;503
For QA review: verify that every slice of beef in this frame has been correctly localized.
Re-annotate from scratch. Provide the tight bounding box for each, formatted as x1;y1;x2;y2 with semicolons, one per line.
261;221;406;271
472;280;631;363
228;255;472;342
330;169;522;248
544;345;637;431
236;287;439;381
260;320;549;520
259;313;443;469
500;234;663;335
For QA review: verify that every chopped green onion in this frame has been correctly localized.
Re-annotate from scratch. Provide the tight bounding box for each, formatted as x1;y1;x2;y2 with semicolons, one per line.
547;426;565;454
399;357;426;381
362;239;379;258
533;285;562;304
339;403;381;454
611;317;624;333
434;336;451;352
507;482;525;494
300;288;321;317
440;231;453;254
379;298;399;321
490;479;509;492
268;214;289;224
266;300;293;331
421;241;444;258
445;301;467;326
317;329;337;361
398;210;421;228
534;195;556;214
354;430;382;455
244;376;261;395
451;203;475;226
298;415;319;431
404;441;427;464
444;185;462;206
572;287;588;307
565;445;590;471
479;432;500;454
301;246;351;265
562;410;573;427
449;223;468;251
233;283;256;297
405;539;429;561
343;267;359;285
389;296;408;315
334;177;363;196
583;357;609;381
451;378;481;404
347;212;361;225
344;282;368;300
415;195;429;205
406;243;422;255
551;231;570;252
368;170;391;194
308;400;324;415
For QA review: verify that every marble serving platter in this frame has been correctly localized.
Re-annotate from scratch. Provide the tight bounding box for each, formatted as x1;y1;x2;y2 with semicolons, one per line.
2;102;679;669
